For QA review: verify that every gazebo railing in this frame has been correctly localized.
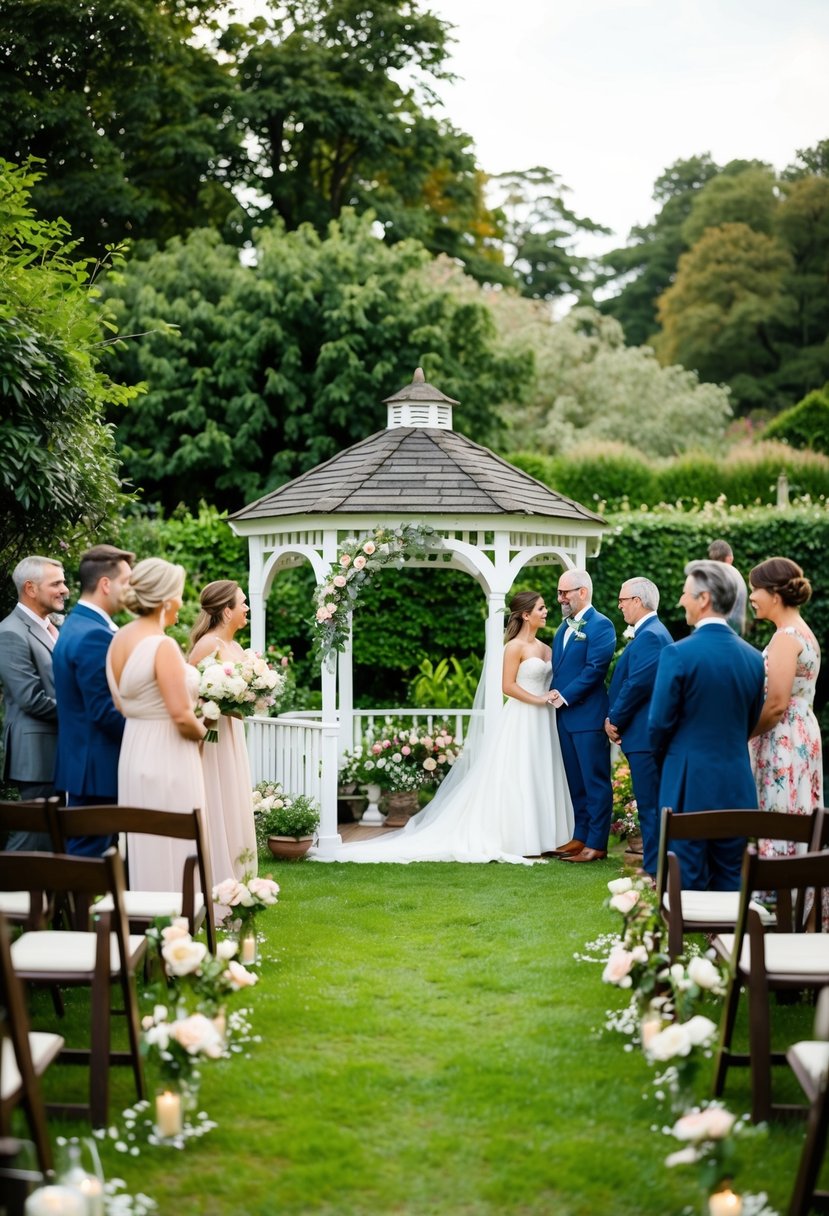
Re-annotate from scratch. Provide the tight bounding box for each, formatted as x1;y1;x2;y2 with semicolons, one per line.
246;709;479;797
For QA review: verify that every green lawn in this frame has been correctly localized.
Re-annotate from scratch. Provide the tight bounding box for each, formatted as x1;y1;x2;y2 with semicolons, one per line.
30;852;820;1215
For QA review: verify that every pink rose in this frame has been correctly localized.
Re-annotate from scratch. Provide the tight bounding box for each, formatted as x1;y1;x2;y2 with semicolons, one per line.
223;961;259;990
401;746;411;755
340;554;351;567
363;541;376;555
170;1013;224;1058
213;878;245;907
602;946;634;986
353;555;367;570
333;575;347;588
371;743;383;754
281;656;290;667
609;890;640;915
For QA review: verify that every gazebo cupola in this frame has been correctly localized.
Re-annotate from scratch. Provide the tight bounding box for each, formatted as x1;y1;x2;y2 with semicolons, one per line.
384;367;456;430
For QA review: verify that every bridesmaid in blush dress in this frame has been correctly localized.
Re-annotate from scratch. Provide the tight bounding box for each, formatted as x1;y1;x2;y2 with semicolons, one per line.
107;558;210;892
188;581;258;883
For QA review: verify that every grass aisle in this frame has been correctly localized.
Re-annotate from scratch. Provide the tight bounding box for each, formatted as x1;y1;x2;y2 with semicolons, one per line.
45;855;812;1214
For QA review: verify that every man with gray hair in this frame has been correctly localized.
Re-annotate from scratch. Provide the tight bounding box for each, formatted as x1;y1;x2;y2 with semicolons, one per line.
605;577;673;879
648;560;765;890
707;538;748;635
0;555;68;849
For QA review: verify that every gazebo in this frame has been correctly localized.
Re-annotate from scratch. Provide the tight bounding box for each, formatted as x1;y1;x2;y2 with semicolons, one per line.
229;369;607;855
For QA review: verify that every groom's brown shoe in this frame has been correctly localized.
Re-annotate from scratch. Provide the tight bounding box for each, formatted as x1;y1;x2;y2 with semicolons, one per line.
560;847;608;863
544;839;585;858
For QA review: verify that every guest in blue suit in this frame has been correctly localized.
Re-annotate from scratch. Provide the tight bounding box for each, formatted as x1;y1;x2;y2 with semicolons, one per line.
548;569;616;862
648;559;765;891
605;577;673;879
53;545;134;855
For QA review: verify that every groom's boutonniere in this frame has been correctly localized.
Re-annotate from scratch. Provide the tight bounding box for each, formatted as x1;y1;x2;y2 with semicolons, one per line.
567;617;587;641
622;625;636;641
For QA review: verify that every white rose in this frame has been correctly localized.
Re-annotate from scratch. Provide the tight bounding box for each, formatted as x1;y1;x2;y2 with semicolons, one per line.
223;961;259;990
201;700;221;721
672;1106;736;1142
684;1015;718;1047
607;877;633;894
665;1146;699;1167
609;890;640;915
236;884;256;908
631;945;648;964
602;947;634;986
688;956;721;990
647;1022;693;1061
248;877;280;905
161;938;207;977
143;1023;170;1049
216;938;238;961
213;878;245;907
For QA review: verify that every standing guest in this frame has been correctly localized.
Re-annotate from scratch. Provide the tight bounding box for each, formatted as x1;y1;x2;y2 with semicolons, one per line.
188;581;257;882
548;569;616;863
748;557;822;851
53;545;134;855
708;539;749;635
107;558;210;892
0;556;67;849
648;560;765;891
605;577;673;880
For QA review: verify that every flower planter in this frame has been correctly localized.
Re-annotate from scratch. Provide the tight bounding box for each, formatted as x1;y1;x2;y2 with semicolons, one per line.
383;790;419;827
267;834;314;861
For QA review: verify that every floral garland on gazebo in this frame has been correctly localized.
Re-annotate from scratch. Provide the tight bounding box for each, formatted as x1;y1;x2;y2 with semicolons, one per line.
312;523;443;668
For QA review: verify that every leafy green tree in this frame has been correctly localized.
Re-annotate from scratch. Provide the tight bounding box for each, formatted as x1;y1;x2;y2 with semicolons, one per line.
104;213;531;511
681;166;778;246
655;222;793;409
0;0;247;255
228;0;506;282
0;159;138;596
764;385;829;454
490;166;608;300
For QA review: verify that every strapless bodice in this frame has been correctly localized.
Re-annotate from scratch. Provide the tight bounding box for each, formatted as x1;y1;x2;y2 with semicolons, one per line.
516;657;552;696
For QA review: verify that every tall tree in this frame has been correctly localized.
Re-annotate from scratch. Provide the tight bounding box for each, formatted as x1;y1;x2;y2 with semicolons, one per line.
0;0;247;255
103;212;531;511
681;165;777;246
0;159;137;588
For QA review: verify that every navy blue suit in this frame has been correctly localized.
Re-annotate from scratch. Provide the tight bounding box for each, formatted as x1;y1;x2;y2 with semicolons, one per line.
607;614;673;876
53;602;124;855
648;621;765;890
552;605;615;851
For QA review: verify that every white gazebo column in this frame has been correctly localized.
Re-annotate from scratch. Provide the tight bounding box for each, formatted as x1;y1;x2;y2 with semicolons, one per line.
316;654;342;854
247;536;266;652
484;591;506;740
338;620;355;756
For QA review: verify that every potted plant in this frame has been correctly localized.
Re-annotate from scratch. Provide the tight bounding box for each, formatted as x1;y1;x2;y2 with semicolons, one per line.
253;783;320;860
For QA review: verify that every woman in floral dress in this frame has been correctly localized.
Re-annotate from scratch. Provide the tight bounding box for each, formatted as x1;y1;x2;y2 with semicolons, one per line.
748;557;822;875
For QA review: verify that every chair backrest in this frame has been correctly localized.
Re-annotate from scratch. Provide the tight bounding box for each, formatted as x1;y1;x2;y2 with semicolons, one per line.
0;799;62;851
0;911;54;1172
55;805;215;945
732;846;829;953
656;806;823;903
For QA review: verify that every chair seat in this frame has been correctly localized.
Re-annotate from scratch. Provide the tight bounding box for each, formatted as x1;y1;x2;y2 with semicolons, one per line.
0;892;48;917
663;890;775;925
96;890;205;920
11;930;147;974
790;1041;829;1091
716;932;829;976
0;1033;64;1101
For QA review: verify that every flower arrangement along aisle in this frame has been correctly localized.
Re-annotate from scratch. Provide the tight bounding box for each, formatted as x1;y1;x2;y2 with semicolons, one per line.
212;872;280;962
197;650;285;741
339;722;461;794
312;524;443;668
664;1103;773;1214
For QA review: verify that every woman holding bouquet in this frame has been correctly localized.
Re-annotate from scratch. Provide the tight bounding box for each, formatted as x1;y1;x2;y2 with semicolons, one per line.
107;558;209;890
188;580;258;884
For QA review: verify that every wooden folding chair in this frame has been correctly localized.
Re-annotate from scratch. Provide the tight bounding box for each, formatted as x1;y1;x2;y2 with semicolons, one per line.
712;846;829;1123
656;807;823;959
787;986;829;1215
0;912;63;1174
0;800;62;927
0;849;146;1128
55;806;215;951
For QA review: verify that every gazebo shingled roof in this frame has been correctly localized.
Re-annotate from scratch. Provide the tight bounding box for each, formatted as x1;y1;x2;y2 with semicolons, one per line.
230;428;605;523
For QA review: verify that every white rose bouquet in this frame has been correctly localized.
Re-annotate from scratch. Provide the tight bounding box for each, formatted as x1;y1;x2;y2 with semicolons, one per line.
197;649;286;741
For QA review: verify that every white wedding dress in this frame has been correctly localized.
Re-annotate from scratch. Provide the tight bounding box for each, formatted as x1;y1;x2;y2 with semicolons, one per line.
317;658;574;864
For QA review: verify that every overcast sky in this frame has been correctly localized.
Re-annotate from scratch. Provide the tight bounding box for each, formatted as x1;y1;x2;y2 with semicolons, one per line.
428;0;829;251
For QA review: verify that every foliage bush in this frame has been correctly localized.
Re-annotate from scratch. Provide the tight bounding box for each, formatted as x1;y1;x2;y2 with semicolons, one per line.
764;385;829;455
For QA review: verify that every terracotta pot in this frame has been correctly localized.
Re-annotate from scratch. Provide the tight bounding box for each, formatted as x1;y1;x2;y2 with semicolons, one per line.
383;790;419;827
267;834;314;861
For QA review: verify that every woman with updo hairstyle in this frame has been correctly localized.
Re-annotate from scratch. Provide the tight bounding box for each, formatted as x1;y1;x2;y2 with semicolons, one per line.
332;588;574;862
748;557;823;876
107;558;210;891
187;580;257;884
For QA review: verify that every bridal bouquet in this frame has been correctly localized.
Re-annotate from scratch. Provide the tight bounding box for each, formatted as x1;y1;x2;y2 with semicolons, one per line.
197;650;286;741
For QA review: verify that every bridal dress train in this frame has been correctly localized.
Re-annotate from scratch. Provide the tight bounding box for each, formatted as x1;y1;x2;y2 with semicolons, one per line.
107;634;206;891
316;658;574;864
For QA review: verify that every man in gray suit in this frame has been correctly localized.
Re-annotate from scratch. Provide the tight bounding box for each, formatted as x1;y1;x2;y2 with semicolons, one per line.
0;555;68;849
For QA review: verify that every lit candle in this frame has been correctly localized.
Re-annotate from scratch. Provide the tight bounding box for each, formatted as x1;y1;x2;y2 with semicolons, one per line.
709;1188;743;1216
77;1176;105;1216
155;1088;183;1137
24;1186;87;1215
240;933;257;965
640;1013;662;1051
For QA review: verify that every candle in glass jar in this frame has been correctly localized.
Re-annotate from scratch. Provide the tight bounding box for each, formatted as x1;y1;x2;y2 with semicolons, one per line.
155;1088;183;1137
77;1176;105;1216
240;933;257;965
24;1186;87;1215
708;1188;743;1216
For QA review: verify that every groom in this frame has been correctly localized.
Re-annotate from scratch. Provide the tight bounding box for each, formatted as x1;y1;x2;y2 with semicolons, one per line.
548;569;615;862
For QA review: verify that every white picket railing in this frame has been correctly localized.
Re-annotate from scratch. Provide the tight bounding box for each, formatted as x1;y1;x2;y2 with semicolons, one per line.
246;708;478;800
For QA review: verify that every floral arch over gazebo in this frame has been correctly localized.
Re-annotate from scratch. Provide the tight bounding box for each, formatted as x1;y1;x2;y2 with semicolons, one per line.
228;369;606;855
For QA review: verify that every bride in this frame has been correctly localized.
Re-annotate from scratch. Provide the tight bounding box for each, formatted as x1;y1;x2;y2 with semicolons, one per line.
316;591;574;864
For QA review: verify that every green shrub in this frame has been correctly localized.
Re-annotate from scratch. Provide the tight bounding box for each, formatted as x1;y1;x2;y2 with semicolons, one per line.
764;385;829;454
509;442;659;511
